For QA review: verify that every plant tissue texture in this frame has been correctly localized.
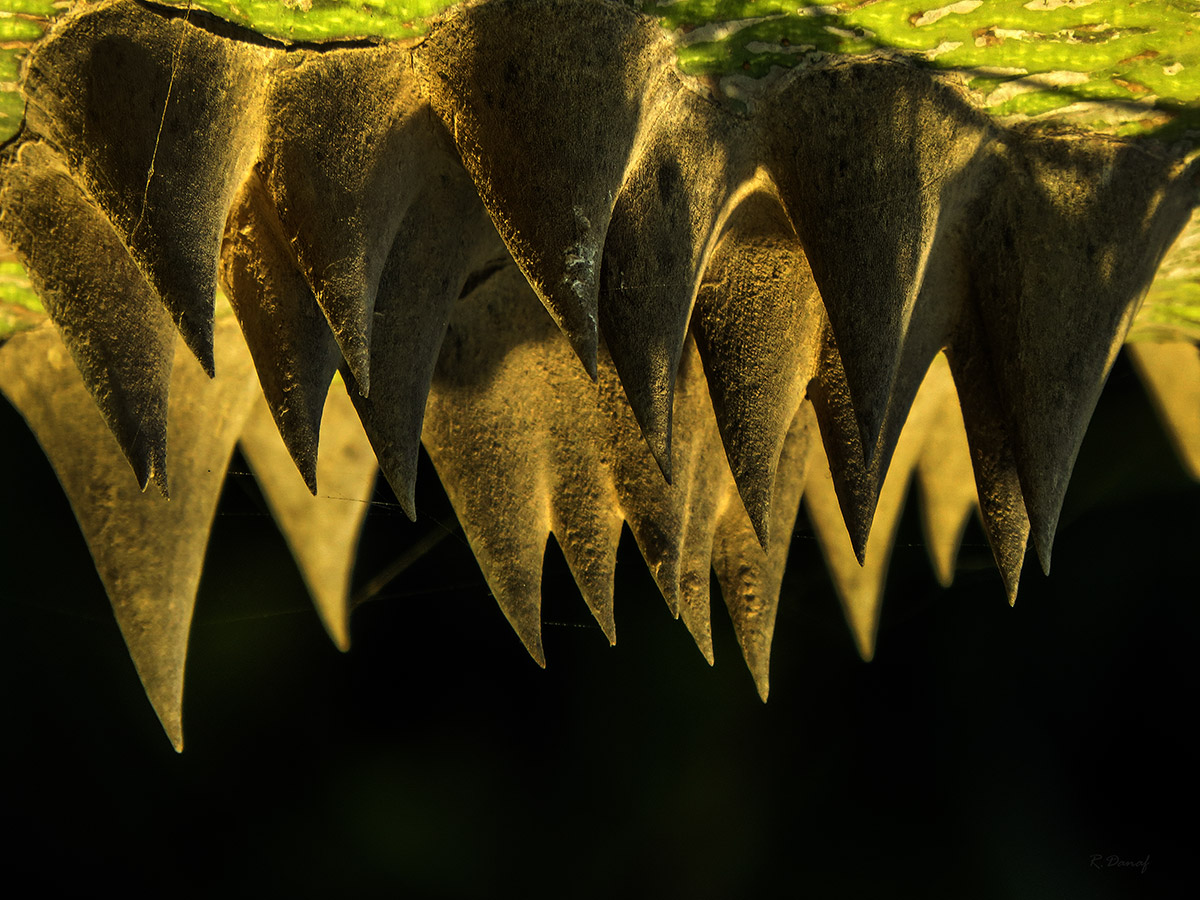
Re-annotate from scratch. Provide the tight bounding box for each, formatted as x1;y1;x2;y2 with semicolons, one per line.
0;0;1198;749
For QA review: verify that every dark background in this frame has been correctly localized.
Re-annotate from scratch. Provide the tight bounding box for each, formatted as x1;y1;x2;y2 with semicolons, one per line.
1;350;1194;898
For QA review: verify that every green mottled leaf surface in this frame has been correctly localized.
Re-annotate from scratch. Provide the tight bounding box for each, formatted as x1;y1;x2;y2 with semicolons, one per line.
2;0;1197;340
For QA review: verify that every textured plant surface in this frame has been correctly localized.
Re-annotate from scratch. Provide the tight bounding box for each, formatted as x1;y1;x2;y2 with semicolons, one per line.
1;3;1197;895
1;0;1197;758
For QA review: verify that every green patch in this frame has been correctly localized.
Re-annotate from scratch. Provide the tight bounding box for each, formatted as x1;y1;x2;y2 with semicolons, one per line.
0;299;44;340
0;0;57;13
968;74;1023;96
649;0;1200;139
187;1;455;41
1137;244;1200;342
0;259;41;340
0;13;42;40
989;87;1076;118
0;261;39;312
1128;298;1200;343
0;47;24;81
0;0;1195;343
646;0;800;33
0;88;26;143
675;13;876;77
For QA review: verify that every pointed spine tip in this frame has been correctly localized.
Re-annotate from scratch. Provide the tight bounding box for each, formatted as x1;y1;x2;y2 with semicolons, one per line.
398;484;417;523
1028;497;1061;577
648;431;673;485
854;629;876;662
658;455;673;486
162;716;184;753
278;426;320;496
835;496;873;566
151;468;169;500
753;528;770;554
657;578;681;618
132;458;152;492
740;642;772;700
322;611;351;652
342;347;371;400
995;540;1027;608
559;305;599;382
747;499;771;552
754;678;770;703
999;563;1021;606
594;612;616;646
353;369;371;400
134;453;169;499
529;641;547;669
1034;531;1054;577
574;331;599;383
508;614;546;668
341;363;366;399
181;323;216;380
377;462;418;521
332;628;351;653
